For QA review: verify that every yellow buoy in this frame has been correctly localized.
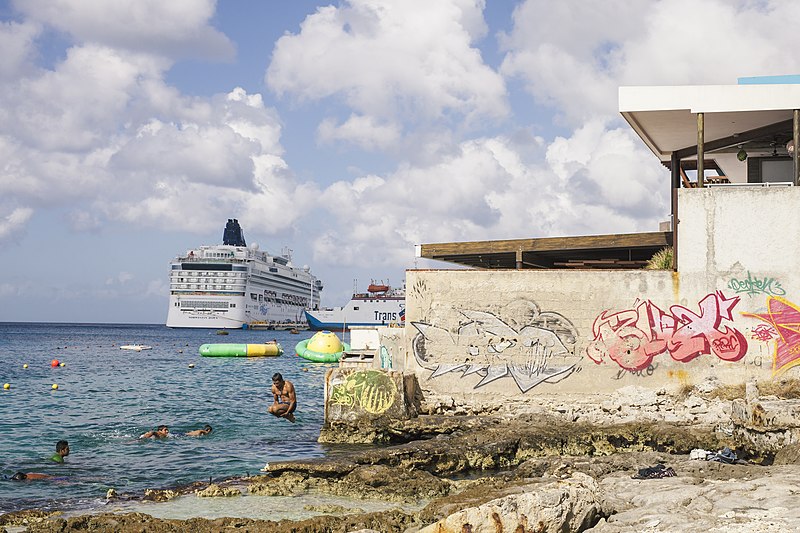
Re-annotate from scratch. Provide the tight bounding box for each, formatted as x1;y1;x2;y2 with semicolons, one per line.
51;384;59;390
23;364;28;369
3;383;9;390
59;362;65;367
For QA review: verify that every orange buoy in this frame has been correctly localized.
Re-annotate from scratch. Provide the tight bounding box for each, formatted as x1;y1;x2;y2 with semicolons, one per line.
51;359;59;367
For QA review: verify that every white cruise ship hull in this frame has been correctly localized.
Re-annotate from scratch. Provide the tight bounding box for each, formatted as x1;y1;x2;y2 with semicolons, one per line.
305;297;404;331
166;220;321;329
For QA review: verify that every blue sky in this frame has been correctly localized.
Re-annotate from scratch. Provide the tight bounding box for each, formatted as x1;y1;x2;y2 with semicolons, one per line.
1;0;798;324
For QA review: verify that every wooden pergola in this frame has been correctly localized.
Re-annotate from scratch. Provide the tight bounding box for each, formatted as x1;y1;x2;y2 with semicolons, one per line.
417;231;672;270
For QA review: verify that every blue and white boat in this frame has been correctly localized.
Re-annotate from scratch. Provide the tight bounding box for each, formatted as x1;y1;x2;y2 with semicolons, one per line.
305;281;405;331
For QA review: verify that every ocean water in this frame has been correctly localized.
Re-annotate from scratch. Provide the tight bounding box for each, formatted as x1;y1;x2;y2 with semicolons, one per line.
0;322;347;515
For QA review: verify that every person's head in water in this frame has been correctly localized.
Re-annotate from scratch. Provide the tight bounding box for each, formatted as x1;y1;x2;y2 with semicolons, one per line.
272;373;283;386
141;425;169;439
51;440;69;463
11;472;26;481
56;440;69;456
184;424;212;437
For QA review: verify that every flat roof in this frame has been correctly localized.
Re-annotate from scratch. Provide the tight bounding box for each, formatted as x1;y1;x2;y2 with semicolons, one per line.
619;83;800;161
417;231;672;270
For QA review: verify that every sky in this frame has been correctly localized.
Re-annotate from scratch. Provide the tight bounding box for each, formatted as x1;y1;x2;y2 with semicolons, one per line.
1;0;799;324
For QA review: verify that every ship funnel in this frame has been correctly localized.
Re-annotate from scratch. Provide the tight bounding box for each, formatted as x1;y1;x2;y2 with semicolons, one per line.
223;219;247;246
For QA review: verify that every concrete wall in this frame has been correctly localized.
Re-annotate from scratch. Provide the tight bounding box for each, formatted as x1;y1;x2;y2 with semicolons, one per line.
403;186;800;399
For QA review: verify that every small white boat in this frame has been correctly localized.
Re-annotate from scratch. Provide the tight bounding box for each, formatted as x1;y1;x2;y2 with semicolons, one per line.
120;344;152;352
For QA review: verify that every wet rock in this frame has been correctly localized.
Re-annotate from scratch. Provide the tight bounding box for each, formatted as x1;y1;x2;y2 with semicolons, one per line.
0;509;62;528
195;483;241;497
142;488;179;502
302;503;363;514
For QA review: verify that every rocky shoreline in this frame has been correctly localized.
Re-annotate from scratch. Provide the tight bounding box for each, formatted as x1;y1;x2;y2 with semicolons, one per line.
4;381;800;532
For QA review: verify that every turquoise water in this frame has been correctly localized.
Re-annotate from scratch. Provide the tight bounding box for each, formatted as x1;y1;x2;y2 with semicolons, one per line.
0;323;345;515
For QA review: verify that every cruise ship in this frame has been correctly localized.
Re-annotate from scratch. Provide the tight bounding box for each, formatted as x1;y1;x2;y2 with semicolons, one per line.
166;219;323;329
305;280;405;331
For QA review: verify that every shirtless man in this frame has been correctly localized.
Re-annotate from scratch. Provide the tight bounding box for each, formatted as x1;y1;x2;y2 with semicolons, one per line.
139;425;169;439
268;373;296;423
10;472;56;481
185;424;212;437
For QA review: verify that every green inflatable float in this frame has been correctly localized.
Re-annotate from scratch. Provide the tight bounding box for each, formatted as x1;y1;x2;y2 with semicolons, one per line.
295;331;350;363
199;343;283;357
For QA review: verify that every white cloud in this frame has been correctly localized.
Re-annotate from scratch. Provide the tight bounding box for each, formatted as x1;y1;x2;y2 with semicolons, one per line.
0;207;34;241
311;122;670;269
13;0;234;60
267;0;507;147
500;0;800;126
318;114;401;150
105;271;134;285
0;20;40;80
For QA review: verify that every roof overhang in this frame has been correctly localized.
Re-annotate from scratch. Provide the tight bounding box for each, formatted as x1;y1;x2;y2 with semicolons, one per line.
619;83;800;161
417;231;672;270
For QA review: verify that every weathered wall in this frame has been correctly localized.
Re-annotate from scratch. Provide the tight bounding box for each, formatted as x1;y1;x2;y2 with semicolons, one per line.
375;326;406;371
403;187;800;400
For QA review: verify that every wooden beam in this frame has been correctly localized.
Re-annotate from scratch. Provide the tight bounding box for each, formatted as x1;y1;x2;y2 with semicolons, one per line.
697;112;704;188
419;232;672;258
674;118;794;160
794;109;799;186
671;151;679;272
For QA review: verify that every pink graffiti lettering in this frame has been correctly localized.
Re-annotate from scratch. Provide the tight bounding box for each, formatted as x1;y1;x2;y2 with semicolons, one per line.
586;291;747;371
744;297;800;376
751;324;777;342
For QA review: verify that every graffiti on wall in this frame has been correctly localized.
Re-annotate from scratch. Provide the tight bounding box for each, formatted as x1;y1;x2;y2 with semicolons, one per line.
379;346;393;369
751;324;778;342
727;272;786;297
411;300;580;393
329;370;397;414
585;291;748;372
612;363;659;380
743;296;800;377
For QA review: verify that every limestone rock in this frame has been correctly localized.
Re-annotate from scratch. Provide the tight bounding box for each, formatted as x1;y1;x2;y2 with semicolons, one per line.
142;488;178;502
417;472;600;533
195;484;241;498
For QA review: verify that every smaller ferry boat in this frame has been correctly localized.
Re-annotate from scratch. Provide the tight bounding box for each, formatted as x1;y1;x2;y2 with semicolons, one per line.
305;280;405;331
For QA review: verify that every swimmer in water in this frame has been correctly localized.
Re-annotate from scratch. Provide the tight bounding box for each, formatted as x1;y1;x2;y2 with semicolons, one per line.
185;424;212;437
50;440;69;463
139;425;169;439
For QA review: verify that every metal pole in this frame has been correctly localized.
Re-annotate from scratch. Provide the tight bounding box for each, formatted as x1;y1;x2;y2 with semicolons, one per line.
671;152;679;272
794;109;799;186
697;113;704;188
516;249;522;270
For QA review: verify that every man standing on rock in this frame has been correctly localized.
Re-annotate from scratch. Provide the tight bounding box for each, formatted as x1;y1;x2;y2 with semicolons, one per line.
268;373;296;423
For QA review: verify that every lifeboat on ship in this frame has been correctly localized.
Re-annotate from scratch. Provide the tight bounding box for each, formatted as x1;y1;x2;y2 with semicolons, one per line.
367;283;390;293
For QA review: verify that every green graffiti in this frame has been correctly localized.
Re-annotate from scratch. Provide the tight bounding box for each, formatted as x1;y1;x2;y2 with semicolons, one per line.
727;272;786;297
379;345;393;369
330;370;396;414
